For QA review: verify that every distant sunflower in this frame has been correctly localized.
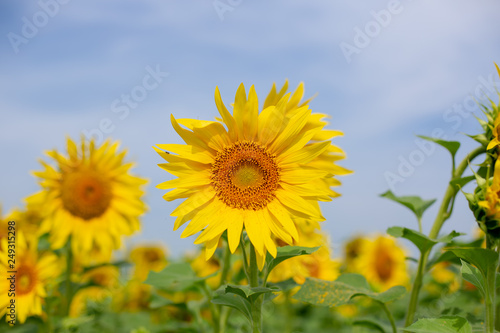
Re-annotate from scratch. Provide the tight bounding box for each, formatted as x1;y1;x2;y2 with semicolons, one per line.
29;137;147;257
155;82;349;269
0;232;60;323
269;219;339;284
129;245;168;281
354;235;408;291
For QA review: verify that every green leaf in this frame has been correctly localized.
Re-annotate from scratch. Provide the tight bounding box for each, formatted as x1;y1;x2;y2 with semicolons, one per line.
149;293;175;309
450;176;475;190
353;319;386;333
405;315;472;333
380;190;436;220
293;274;406;307
459;260;486;298
446;247;499;281
417;135;461;161
267;278;299;293
388;227;462;254
224;284;279;302
211;290;252;324
265;245;319;274
144;262;214;291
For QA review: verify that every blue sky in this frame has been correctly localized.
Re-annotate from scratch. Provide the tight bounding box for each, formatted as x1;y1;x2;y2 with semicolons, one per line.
1;0;500;258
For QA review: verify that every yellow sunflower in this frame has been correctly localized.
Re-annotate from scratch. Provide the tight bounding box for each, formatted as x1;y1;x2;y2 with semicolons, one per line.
0;231;61;324
344;235;368;271
129;245;168;281
269;219;340;284
70;286;111;318
155;82;349;269
353;234;409;291
29;137;147;257
80;265;120;289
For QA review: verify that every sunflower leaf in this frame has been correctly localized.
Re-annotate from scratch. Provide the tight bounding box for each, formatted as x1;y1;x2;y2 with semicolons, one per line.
387;227;462;254
417;135;461;161
144;262;215;292
450;175;475;190
223;284;280;302
353;319;387;333
380;190;436;220
459;259;486;298
265;245;319;275
211;290;252;324
293;275;405;307
404;315;472;333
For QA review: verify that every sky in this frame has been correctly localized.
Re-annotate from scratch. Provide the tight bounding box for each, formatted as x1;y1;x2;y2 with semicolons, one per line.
1;0;500;259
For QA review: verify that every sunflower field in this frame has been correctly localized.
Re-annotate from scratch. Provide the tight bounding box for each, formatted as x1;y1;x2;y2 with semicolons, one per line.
2;72;500;333
3;2;500;333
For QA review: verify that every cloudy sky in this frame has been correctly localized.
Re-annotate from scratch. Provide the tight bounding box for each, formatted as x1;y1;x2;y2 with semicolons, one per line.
1;0;500;258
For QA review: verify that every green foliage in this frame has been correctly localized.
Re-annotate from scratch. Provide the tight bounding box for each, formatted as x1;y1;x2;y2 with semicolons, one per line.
405;316;472;333
380;191;436;220
293;274;406;307
387;227;462;254
264;245;319;276
144;262;215;292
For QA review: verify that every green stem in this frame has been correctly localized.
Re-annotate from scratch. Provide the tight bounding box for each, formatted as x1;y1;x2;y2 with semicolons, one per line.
241;235;251;283
405;146;484;327
219;239;232;288
64;240;74;316
249;243;262;333
417;217;422;233
380;302;397;333
404;250;428;327
201;283;220;333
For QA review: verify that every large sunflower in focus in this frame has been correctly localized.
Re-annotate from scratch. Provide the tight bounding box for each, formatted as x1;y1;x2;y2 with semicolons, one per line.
155;82;349;269
29;137;147;256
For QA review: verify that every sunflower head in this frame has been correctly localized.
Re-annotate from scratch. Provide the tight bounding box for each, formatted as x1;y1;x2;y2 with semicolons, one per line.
30;136;147;257
0;231;61;323
129;245;168;281
353;234;409;291
155;82;350;269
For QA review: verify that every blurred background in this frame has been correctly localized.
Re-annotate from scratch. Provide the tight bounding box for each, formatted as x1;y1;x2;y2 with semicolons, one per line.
1;0;500;258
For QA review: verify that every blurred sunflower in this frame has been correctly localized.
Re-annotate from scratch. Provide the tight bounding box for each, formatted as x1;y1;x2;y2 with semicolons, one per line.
0;231;60;323
344;235;368;271
80;265;120;289
70;286;111;318
269;219;340;284
485;63;500;150
155;82;349;269
29;137;147;257
354;235;408;291
130;245;168;281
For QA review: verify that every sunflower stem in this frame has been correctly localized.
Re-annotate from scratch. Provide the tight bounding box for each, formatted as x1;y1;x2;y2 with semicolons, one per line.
64;240;74;317
404;146;484;327
249;243;263;333
219;239;232;287
380;302;397;333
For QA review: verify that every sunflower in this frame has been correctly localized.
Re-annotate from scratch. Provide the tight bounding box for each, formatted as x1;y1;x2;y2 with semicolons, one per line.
344;235;368;271
155;82;349;269
29;137;147;257
129;245;168;281
269;219;340;284
0;231;61;323
69;286;111;318
80;265;120;289
353;234;408;291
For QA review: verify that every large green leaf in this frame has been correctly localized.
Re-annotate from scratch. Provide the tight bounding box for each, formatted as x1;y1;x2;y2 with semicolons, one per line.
388;227;461;254
405;316;472;333
144;262;215;291
211;290;252;324
265;245;319;275
380;190;436;220
224;284;279;302
460;259;486;298
417;136;461;161
293;274;405;307
446;247;498;281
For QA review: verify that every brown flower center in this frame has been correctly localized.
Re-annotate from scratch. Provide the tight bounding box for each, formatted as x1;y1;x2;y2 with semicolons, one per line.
375;247;394;282
211;141;280;210
61;169;112;220
16;264;37;295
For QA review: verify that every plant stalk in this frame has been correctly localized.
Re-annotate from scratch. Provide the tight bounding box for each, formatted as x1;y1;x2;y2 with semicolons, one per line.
249;243;262;333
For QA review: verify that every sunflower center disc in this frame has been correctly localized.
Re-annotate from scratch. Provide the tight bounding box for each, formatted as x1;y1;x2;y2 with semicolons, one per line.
211;141;280;210
16;265;36;295
61;169;112;220
375;248;393;282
